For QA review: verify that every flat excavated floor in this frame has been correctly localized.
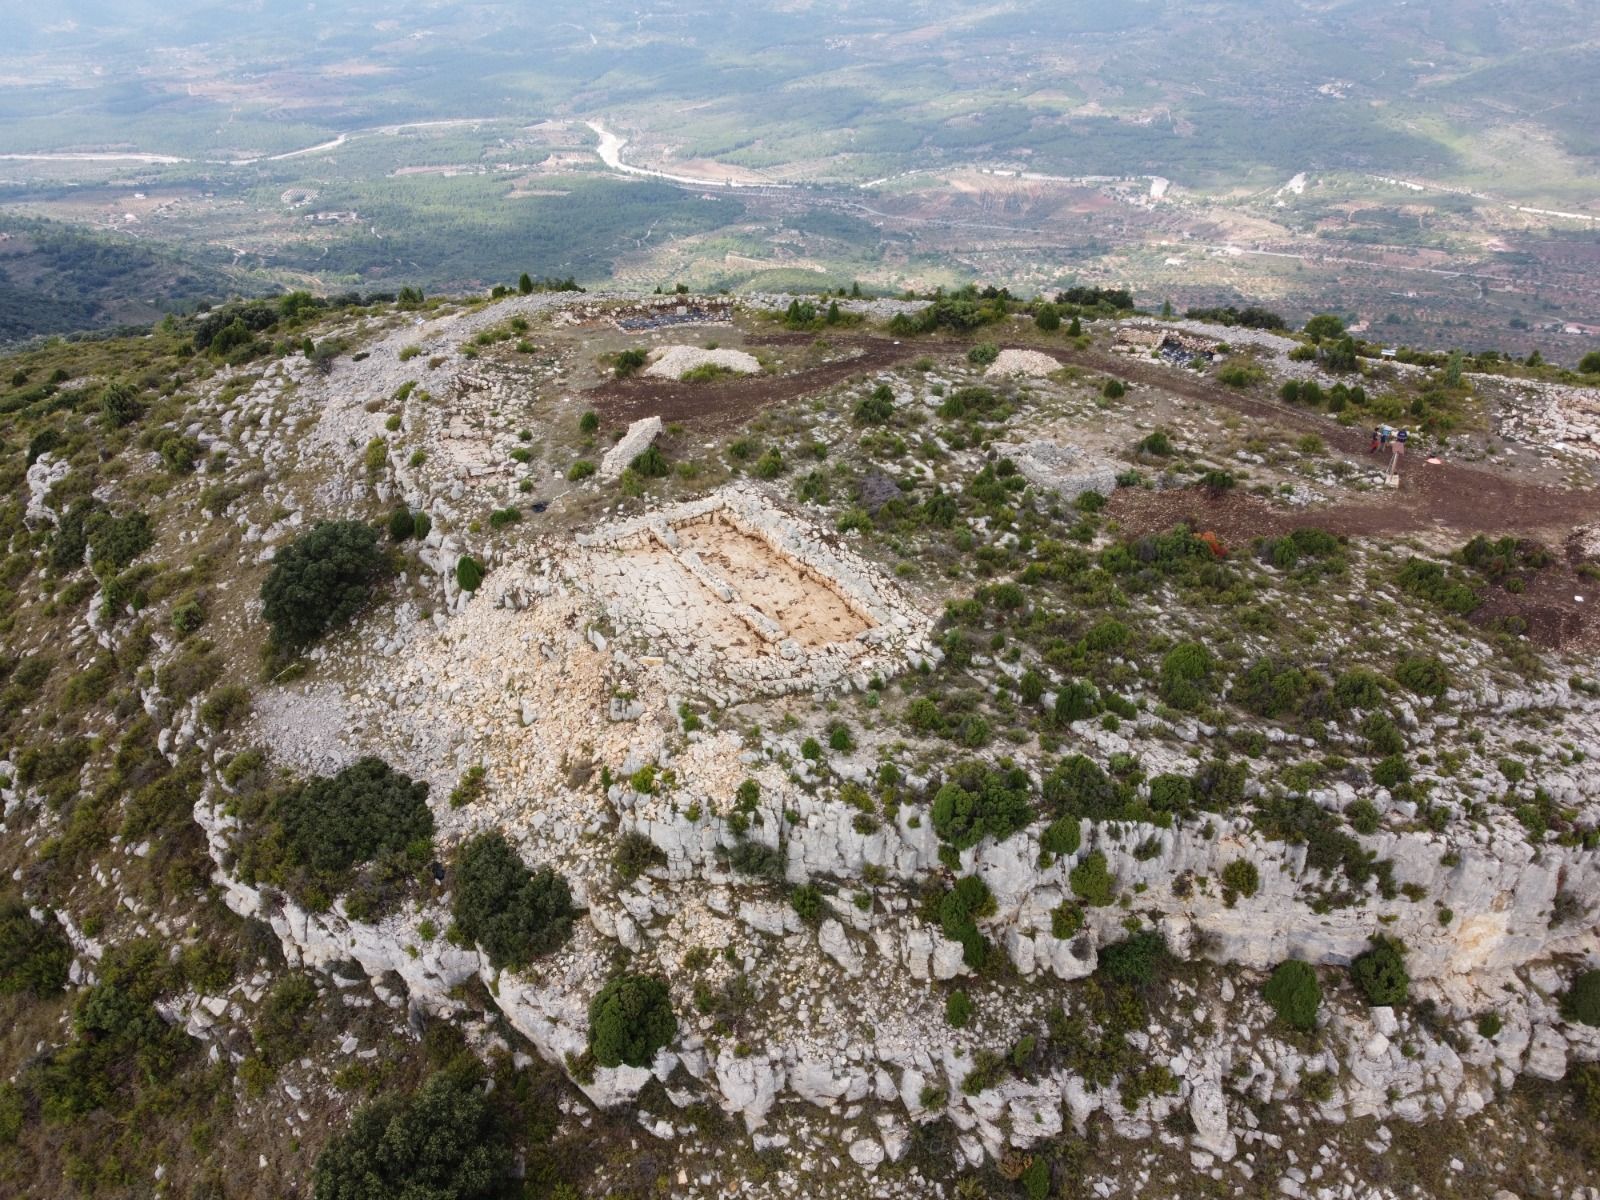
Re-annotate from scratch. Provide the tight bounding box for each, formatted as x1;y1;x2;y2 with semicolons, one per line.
673;519;870;650
605;539;765;655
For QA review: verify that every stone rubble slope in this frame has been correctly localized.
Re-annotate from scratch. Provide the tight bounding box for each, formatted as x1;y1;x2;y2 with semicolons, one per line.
645;345;762;380
985;348;1063;379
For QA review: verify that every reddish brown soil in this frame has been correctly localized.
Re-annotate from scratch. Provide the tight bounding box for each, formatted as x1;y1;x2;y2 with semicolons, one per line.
1053;343;1597;544
587;329;1600;649
588;335;923;432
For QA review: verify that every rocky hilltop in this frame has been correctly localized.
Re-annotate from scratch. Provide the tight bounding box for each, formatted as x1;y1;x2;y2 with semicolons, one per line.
2;287;1598;1199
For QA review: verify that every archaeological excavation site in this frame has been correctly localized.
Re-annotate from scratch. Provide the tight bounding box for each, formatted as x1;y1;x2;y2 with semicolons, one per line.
4;285;1600;1200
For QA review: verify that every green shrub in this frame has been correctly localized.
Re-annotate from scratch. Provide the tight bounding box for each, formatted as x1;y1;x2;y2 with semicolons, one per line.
1034;303;1061;332
100;380;141;427
1230;658;1309;719
1476;1012;1502;1039
448;766;488;809
1098;930;1167;985
1102;379;1126;400
1040;815;1081;856
452;832;574;970
946;989;973;1028
261;521;387;646
1148;774;1192;813
588;974;678;1068
567;459;597;481
1053;680;1099;725
456;556;485;592
1069;851;1115;907
272;758;433;884
1263;960;1321;1031
1043;755;1121;822
1051;902;1083;939
631;445;669;478
1160;641;1213;710
1221;858;1261;900
1333;668;1387;711
727;839;784;879
1350;936;1409;1007
1136;430;1175;457
87;510;154;572
1022;1156;1051;1200
790;884;824;924
1562;970;1600;1027
613;351;647;379
854;384;895;424
931;762;1033;849
1394;655;1450;699
0;896;73;997
613;831;665;883
967;343;999;366
199;684;252;730
1347;798;1381;835
313;1068;511;1200
939;875;996;968
1372;755;1410;789
388;507;417;541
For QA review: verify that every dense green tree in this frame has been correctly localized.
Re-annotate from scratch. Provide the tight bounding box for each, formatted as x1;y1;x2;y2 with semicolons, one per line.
100;380;142;427
1303;313;1346;342
588;974;678;1068
261;521;387;646
1580;350;1600;375
313;1069;511;1200
1263;960;1322;1031
1350;936;1409;1006
1034;302;1061;332
931;762;1033;849
0;896;72;997
276;758;433;880
1563;970;1600;1027
518;273;534;295
452;832;574;969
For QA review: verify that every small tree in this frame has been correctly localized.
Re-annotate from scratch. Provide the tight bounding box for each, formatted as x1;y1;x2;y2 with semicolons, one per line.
1069;850;1115;907
518;272;533;295
100;381;141;428
1034;302;1061;332
387;507;416;541
1067;314;1082;337
1098;929;1168;985
588;974;678;1068
1220;858;1261;901
456;556;485;592
452;832;574;969
276;757;434;882
1303;313;1346;343
1562;969;1600;1027
1350;935;1409;1006
312;1069;510;1200
0;897;73;997
1580;350;1600;375
260;521;387;646
1263;960;1321;1031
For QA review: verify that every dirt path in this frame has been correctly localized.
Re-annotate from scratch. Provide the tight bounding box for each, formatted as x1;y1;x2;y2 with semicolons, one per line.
589;335;921;431
1048;343;1599;544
